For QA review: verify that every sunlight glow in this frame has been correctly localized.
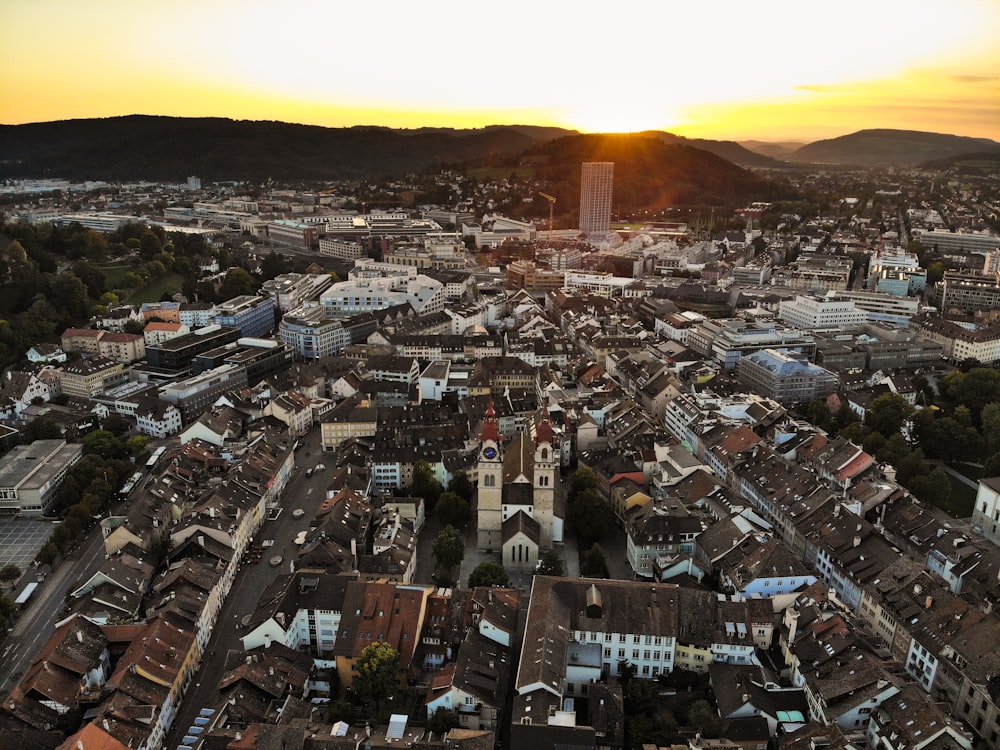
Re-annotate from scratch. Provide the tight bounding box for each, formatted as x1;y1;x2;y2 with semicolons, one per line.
1;0;998;140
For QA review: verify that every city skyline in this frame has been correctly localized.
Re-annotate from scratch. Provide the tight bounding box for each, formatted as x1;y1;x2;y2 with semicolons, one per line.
1;0;999;143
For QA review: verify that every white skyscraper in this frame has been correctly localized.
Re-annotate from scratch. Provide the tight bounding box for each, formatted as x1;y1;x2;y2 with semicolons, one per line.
579;161;614;238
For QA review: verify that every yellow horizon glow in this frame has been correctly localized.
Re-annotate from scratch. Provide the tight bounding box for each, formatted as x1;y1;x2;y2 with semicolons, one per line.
1;0;998;143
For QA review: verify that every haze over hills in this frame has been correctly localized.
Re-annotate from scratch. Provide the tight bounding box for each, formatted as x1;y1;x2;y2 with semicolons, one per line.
0;117;995;188
785;128;1000;167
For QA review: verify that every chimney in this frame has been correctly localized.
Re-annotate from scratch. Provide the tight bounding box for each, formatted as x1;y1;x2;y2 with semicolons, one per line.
852;536;861;548
925;596;933;609
76;630;84;643
198;535;205;547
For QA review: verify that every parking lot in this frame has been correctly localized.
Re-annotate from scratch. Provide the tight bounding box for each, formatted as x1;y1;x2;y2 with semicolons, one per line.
0;516;54;572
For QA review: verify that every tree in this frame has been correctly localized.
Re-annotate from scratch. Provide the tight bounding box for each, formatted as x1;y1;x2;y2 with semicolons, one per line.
102;413;133;437
218;267;258;299
685;699;721;738
579;543;609;578
568;466;599;504
0;594;17;628
436;491;470;527
468;561;509;588
82;430;127;460
432;525;464;575
411;460;444;508
984;451;1000;477
22;415;62;443
0;564;21;583
867;393;914;438
981;402;1000;456
568;488;616;548
327;698;355;724
426;707;460;734
353;642;399;718
536;549;564;577
447;471;473;502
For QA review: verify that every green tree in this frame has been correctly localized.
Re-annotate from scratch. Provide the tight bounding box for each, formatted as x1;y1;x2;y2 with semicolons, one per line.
22;415;63;443
353;642;400;718
126;435;151;458
82;430;127;460
579;543;610;578
432;525;464;575
983;452;1000;477
568;488;615;548
327;698;355;724
218;267;258;299
447;471;473;502
102;413;133;437
426;707;460;734
942;368;1000;422
536;549;565;577
981;402;1000;456
0;564;21;583
0;594;17;628
867;393;914;438
568;466;599;503
907;467;952;507
139;229;163;260
468;561;509;588
436;491;470;527
685;699;721;738
411;460;444;508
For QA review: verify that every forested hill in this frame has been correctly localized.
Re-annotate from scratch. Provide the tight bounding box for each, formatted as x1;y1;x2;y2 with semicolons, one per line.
788;129;1000;167
0;116;574;181
510;133;788;209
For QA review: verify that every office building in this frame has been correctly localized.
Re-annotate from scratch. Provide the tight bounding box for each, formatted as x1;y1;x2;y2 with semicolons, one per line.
210;295;276;338
579;162;614;238
145;325;242;372
279;306;350;359
735;348;838;404
0;439;84;515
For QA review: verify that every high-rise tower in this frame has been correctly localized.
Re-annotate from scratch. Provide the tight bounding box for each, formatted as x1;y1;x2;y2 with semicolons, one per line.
579;161;614;239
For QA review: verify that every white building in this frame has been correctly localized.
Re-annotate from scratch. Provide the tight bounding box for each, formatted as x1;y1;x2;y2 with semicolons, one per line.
778;294;868;332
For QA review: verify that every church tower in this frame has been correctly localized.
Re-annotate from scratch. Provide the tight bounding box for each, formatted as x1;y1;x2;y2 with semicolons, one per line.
476;399;503;552
532;408;558;548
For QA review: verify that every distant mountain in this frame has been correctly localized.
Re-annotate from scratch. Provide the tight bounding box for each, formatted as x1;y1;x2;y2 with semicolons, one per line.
0;116;796;182
787;129;1000;167
506;133;787;211
919;150;1000;174
0;116;571;181
636;131;785;168
739;140;806;160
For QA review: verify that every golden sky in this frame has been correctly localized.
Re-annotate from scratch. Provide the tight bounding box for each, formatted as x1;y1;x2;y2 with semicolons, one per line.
2;0;998;142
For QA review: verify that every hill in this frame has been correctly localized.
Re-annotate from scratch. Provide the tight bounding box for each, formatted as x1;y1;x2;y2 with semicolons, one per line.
637;131;785;168
738;140;806;160
508;133;787;212
787;129;1000;167
0;116;572;181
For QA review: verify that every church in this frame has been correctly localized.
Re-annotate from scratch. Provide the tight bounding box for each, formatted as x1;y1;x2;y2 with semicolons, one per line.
476;401;564;572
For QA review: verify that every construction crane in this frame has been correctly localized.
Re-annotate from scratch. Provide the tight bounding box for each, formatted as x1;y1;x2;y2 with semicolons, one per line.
539;192;556;241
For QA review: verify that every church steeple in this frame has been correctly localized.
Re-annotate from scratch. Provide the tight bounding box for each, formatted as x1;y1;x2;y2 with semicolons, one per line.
479;397;502;444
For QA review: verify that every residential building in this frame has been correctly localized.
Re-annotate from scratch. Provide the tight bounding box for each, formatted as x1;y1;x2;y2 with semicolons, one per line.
259;272;334;313
142;321;190;347
158;363;249;423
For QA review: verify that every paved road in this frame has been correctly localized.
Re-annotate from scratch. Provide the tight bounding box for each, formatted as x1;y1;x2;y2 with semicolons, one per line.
164;425;333;748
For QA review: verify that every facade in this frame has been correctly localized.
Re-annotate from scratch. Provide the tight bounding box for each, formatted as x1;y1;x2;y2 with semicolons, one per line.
579;162;614;238
318;237;366;260
916;229;1000;255
867;247;926;295
772;252;853;292
736;349;838;405
916;317;1000;364
938;272;1000;317
260;272;334;313
778;295;867;332
476;404;561;554
58;357;127;398
145;325;241;371
0;439;84;515
973;478;1000;547
266;219;318;249
142;322;190;347
158;363;249;423
61;329;145;363
319;275;445;317
688;319;818;370
278;306;349;359
210;295;275;338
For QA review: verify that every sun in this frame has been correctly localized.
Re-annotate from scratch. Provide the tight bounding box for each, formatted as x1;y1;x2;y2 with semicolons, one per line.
564;103;680;135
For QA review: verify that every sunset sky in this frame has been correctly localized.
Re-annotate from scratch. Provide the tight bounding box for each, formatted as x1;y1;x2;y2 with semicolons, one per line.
2;0;998;142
